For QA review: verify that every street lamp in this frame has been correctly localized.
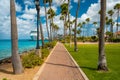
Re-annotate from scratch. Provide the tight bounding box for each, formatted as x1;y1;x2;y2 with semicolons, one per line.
35;0;40;49
35;0;41;57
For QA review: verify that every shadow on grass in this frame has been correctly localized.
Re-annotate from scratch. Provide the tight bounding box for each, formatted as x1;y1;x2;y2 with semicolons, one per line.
80;66;97;71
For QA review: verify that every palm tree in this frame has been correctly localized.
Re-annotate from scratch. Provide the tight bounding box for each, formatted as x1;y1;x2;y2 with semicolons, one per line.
74;0;80;52
114;3;120;32
60;3;68;42
77;22;82;36
60;15;65;37
47;8;55;41
85;18;90;36
93;22;97;36
108;10;114;37
82;21;86;39
98;0;108;71
46;0;53;41
10;0;23;74
43;0;50;41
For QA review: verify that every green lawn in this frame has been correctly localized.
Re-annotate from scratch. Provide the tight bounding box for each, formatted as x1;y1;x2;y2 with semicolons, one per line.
65;43;120;80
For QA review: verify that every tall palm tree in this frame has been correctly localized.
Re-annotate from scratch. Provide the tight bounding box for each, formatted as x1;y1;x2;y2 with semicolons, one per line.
93;22;97;36
43;0;50;41
82;21;86;39
74;0;80;52
85;18;90;36
98;0;108;71
108;10;114;37
47;8;55;41
114;3;120;32
60;3;68;42
60;15;65;37
10;0;23;74
46;0;53;41
78;22;82;36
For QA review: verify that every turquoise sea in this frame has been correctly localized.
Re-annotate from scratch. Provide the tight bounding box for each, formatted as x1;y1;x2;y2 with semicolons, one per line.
0;40;48;60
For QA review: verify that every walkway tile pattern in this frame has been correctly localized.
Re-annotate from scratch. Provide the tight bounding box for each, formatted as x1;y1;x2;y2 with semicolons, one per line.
38;43;85;80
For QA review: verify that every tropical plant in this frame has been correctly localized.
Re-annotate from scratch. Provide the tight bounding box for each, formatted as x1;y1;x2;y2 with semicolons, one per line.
107;10;114;37
43;0;50;41
10;0;23;74
47;8;56;41
74;0;80;52
114;3;120;32
85;18;90;36
98;0;108;71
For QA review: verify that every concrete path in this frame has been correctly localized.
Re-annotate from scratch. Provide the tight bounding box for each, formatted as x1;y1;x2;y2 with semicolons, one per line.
35;42;87;80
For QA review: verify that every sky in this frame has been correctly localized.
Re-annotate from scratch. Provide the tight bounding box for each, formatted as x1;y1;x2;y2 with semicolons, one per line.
0;0;120;39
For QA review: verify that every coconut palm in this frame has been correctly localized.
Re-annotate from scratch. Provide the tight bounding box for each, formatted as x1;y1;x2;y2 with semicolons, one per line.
43;0;50;41
98;0;108;71
85;18;90;36
74;0;80;52
107;10;114;37
47;8;55;41
93;22;97;36
46;0;53;41
10;0;23;74
114;3;120;32
60;3;68;42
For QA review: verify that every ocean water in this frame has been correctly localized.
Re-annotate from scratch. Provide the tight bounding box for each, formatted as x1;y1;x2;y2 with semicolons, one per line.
0;40;48;60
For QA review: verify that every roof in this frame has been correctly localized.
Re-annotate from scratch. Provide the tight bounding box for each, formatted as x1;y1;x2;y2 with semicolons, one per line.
115;31;120;35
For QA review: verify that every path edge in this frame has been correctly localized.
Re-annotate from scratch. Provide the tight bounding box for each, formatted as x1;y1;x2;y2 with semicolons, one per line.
33;42;58;80
63;43;89;80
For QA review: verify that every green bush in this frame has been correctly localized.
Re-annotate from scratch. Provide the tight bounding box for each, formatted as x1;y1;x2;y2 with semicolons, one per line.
41;48;50;58
108;38;120;42
2;78;8;80
91;36;98;42
22;52;43;68
44;41;56;49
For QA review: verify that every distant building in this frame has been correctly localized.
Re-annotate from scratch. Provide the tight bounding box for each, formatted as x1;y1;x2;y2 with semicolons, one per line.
114;31;120;38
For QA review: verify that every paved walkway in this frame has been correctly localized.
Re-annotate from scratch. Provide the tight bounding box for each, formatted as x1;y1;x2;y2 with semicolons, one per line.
37;42;86;80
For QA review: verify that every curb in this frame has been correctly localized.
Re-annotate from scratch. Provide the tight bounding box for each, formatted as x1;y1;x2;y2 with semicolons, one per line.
33;42;58;80
62;43;89;80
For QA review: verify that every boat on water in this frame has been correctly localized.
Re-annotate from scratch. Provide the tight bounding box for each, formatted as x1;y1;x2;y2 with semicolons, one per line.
30;31;41;40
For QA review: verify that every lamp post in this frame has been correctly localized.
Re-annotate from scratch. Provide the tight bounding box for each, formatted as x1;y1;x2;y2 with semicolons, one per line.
35;0;41;57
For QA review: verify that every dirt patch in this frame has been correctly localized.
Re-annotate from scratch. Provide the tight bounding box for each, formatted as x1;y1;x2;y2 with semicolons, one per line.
0;62;40;80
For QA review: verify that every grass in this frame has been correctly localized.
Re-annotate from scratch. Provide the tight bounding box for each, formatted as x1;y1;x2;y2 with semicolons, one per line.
65;43;120;80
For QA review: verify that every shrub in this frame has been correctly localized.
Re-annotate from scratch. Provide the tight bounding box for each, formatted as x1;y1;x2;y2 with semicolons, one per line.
22;52;43;68
108;38;120;42
41;48;50;58
44;41;56;49
91;36;98;42
2;78;8;80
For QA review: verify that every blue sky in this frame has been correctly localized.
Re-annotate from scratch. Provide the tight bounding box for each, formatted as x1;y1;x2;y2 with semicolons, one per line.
0;0;120;39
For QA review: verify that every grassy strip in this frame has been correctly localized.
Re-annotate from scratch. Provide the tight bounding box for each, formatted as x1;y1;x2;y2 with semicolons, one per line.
65;43;120;80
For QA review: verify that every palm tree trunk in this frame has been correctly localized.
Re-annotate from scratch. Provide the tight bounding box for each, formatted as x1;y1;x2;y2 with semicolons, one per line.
10;0;23;74
39;8;44;48
98;0;108;71
116;10;120;32
44;0;50;41
68;0;72;47
74;0;80;52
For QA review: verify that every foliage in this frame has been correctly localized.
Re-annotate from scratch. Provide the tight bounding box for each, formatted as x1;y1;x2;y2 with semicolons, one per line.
22;52;43;68
2;78;9;80
41;48;50;58
91;36;98;42
44;41;56;49
65;43;120;80
108;38;120;42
